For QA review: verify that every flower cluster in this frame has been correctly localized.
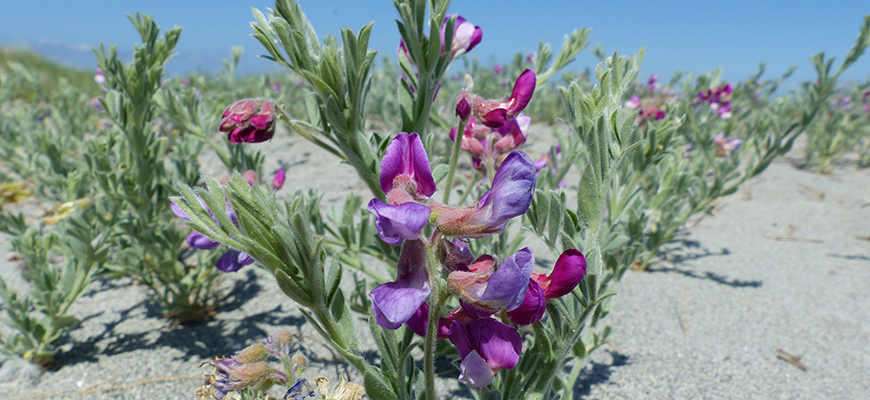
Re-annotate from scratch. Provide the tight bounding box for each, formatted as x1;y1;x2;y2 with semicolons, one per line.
219;98;277;144
625;74;679;124
196;330;302;399
451;70;537;173
366;132;587;388
697;83;734;119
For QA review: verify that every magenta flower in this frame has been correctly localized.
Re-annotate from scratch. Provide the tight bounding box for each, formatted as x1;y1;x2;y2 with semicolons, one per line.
220;99;277;144
493;64;503;75
506;280;546;325
435;151;536;238
405;303;466;339
370;240;431;329
448;318;522;388
447;247;534;312
380;133;436;203
270;169;286;190
456;92;472;120
492;113;530;154
531;248;587;299
473;69;537;128
442;15;482;57
368;199;431;245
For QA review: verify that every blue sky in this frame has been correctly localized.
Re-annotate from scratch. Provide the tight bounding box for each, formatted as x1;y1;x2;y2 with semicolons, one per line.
3;1;870;88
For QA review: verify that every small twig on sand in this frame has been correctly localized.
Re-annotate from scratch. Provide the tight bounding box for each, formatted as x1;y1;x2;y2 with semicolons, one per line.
14;375;201;400
776;348;808;372
766;235;823;244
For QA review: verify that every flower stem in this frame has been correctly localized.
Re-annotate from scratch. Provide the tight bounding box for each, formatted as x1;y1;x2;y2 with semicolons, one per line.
424;293;447;400
443;117;468;203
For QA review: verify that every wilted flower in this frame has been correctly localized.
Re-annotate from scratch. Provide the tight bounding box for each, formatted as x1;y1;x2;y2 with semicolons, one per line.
219;98;277;144
434;151;536;238
448;318;522;388
370;240;431;329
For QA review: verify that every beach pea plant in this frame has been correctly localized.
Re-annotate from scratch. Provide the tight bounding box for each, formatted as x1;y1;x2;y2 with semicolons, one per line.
174;1;631;399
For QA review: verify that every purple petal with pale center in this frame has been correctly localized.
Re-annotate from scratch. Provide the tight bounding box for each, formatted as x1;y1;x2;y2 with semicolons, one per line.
368;199;431;245
379;133;436;197
458;350;493;388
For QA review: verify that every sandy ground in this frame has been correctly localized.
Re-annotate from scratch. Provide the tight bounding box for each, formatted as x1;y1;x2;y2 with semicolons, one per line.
1;127;869;399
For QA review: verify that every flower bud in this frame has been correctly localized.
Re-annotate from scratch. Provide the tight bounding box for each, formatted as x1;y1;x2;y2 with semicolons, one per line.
220;98;277;144
456;92;471;120
271;168;286;190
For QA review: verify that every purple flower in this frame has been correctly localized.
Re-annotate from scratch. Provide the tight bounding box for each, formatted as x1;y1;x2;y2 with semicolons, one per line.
380;132;436;203
270;168;286;190
531;248;587;299
94;68;105;85
220;99;277;144
368;199;431;245
370;240;431;329
216;250;254;272
173;198;254;273
269;81;283;94
625;94;642;109
646;74;658;90
448;318;522;388
447;248;534;312
506;280;546;325
443;15;482;57
435;151;536;238
474;69;537;128
493;64;503;75
187;231;220;250
712;132;742;158
88;97;103;111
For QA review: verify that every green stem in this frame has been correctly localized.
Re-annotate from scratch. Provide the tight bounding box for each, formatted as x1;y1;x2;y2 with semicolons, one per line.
442;116;468;203
457;174;481;205
424;293;447;400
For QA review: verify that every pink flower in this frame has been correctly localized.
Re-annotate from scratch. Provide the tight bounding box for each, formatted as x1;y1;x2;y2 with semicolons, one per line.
270;169;285;190
712;132;742;158
220;99;277;144
473;69;536;128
